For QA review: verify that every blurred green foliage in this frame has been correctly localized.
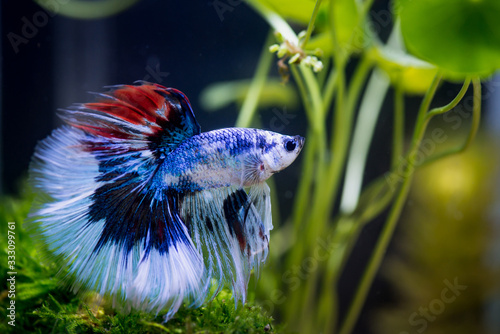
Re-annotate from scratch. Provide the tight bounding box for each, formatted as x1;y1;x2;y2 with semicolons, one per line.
201;0;500;333
398;0;500;76
375;135;500;333
34;0;142;19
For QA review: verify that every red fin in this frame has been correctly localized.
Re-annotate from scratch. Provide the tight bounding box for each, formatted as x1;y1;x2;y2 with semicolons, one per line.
61;82;201;145
84;83;169;126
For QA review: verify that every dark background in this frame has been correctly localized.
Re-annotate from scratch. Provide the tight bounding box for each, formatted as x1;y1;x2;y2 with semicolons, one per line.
1;0;274;195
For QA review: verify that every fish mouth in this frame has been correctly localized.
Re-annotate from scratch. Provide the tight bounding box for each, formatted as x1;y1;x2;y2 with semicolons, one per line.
294;135;305;150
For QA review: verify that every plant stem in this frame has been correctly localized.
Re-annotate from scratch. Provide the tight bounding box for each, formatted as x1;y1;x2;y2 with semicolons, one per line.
321;284;339;333
324;57;347;203
424;78;471;120
289;65;318;132
299;49;374;334
322;68;339;115
338;156;413;334
299;64;325;137
422;78;480;166
392;81;405;168
317;56;331;88
236;31;274;128
328;0;341;55
339;68;390;213
409;74;442;150
297;54;373;328
466;78;482;147
345;56;374;115
320;178;397;334
291;129;317;230
338;20;402;214
295;56;346;334
331;80;474;323
288;68;326;247
289;14;350;325
289;62;326;200
286;63;326;272
338;73;446;334
301;0;324;49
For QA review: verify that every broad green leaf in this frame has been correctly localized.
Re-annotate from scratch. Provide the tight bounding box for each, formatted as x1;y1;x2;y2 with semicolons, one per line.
199;79;298;111
307;31;333;56
34;0;141;19
370;46;438;95
398;0;500;76
257;0;325;25
330;0;363;53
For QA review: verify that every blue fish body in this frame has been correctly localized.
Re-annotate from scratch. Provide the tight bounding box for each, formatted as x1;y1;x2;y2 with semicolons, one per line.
161;128;303;191
28;82;304;320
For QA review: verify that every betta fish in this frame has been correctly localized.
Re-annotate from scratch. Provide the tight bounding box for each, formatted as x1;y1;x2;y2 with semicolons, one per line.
28;82;304;320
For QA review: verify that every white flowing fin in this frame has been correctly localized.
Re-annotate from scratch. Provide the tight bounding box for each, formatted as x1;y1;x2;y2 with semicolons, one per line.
248;183;273;236
29;126;204;321
180;185;272;307
247;182;273;277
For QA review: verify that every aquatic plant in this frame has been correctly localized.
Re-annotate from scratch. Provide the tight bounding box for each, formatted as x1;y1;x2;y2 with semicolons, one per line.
202;0;500;332
374;136;500;334
34;0;142;19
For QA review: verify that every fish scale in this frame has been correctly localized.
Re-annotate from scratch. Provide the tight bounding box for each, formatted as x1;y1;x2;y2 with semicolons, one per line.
162;128;276;191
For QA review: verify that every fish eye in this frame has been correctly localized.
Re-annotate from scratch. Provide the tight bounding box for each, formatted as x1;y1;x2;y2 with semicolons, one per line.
284;139;297;152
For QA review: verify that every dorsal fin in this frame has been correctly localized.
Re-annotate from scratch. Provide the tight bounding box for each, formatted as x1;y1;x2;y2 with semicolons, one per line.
60;82;200;155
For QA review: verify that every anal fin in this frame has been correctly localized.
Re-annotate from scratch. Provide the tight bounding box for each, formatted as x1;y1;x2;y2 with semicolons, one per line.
180;185;272;306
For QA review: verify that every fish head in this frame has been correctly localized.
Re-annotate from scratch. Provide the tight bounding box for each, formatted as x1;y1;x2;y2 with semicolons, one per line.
257;133;305;181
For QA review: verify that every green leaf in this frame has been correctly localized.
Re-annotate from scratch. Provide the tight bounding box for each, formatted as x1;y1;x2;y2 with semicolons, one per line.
330;0;363;53
398;0;500;76
370;46;438;95
256;0;316;24
257;0;328;25
307;31;333;56
199;79;298;111
34;0;141;19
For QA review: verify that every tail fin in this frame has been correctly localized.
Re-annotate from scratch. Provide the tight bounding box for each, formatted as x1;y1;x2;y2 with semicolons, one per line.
29;83;204;319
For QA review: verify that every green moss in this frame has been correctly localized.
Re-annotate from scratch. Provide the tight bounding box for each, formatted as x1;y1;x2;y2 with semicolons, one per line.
0;191;276;334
